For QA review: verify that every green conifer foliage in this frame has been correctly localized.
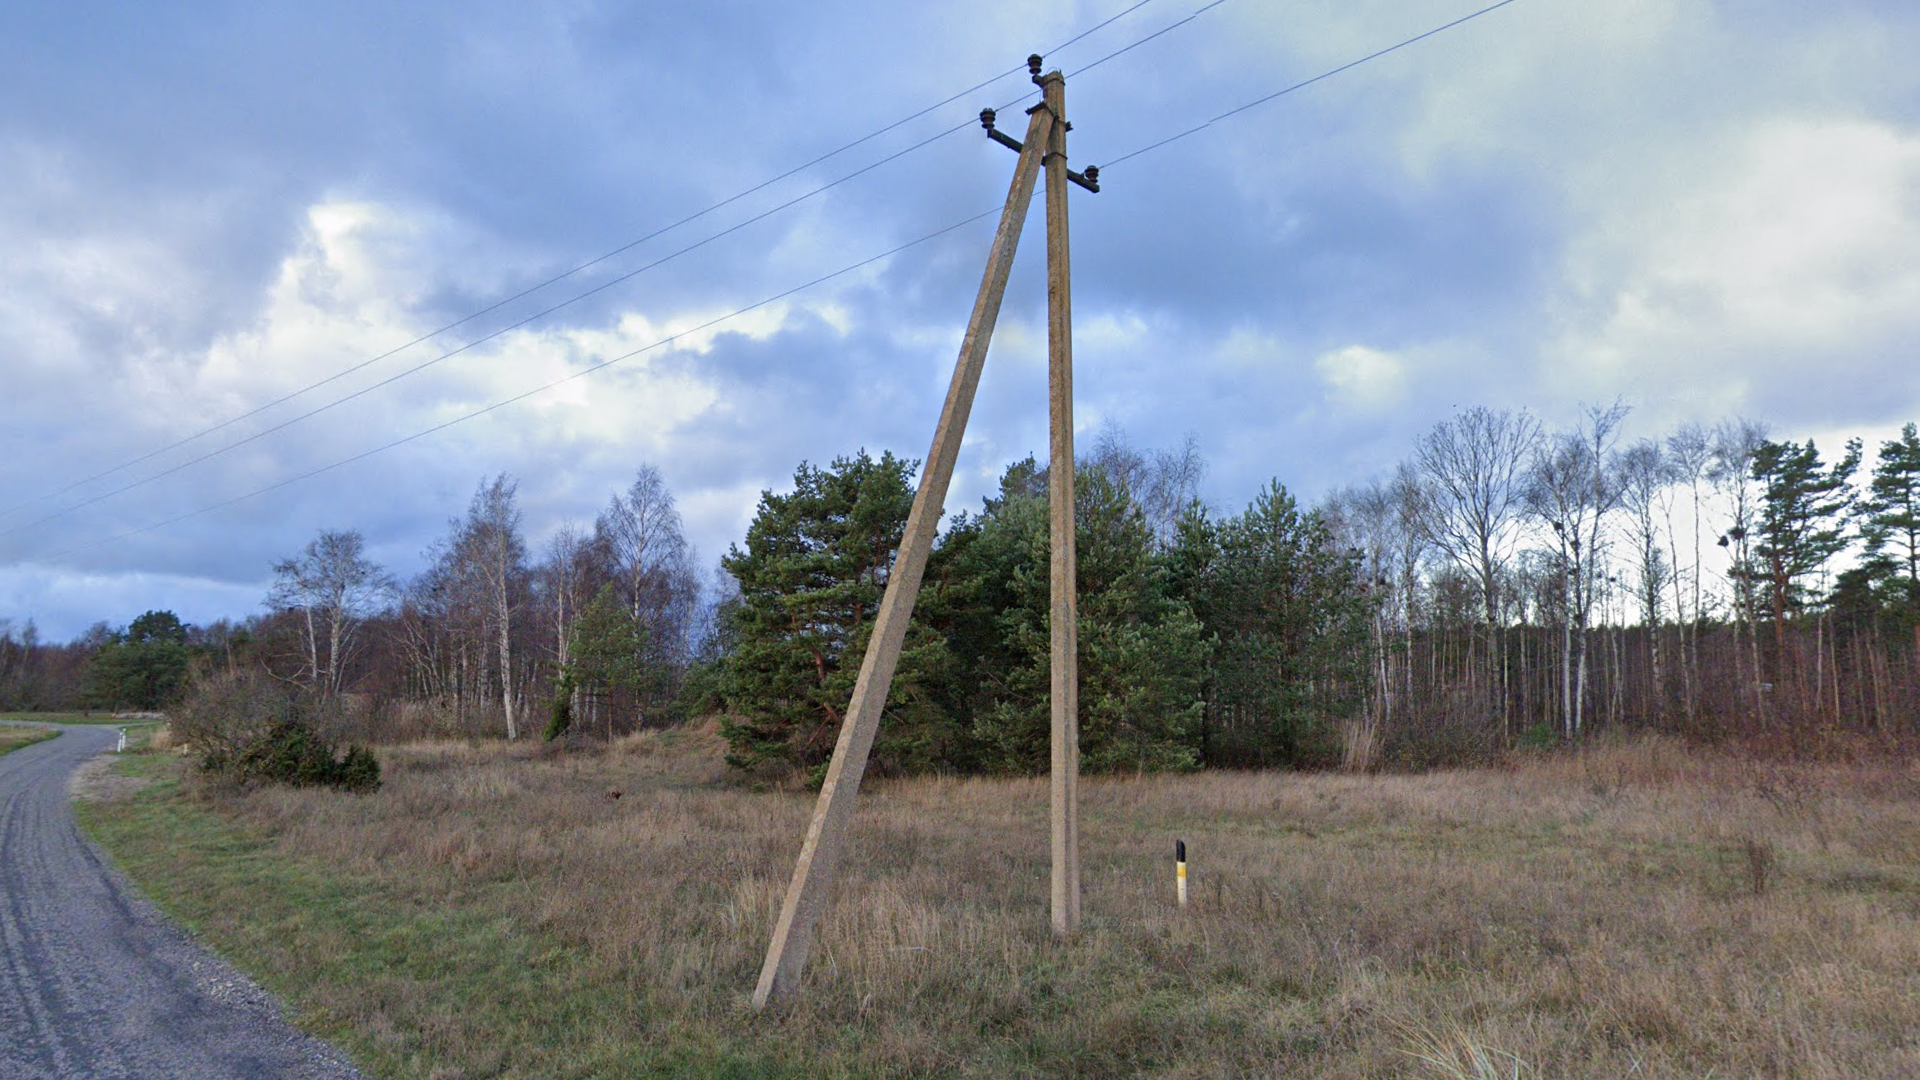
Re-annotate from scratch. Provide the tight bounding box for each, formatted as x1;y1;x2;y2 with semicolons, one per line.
1750;438;1861;622
1861;423;1920;603
714;451;951;776
80;609;193;711
1173;483;1371;767
963;465;1210;774
566;584;650;714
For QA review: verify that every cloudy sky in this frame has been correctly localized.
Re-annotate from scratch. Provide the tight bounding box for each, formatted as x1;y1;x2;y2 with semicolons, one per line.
2;0;1916;639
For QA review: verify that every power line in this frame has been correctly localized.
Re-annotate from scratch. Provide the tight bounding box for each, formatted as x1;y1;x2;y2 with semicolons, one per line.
3;0;1237;541
85;0;1512;565
27;0;1522;563
38;206;1011;561
0;0;1168;522
1099;0;1527;170
1068;0;1231;78
0;117;979;543
22;0;1509;564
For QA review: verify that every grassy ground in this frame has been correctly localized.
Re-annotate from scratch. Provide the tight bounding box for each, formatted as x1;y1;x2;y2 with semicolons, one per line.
0;710;163;726
79;728;1920;1079
0;724;58;756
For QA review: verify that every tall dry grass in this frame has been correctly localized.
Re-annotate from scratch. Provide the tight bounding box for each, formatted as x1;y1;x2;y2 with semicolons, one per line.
198;726;1920;1078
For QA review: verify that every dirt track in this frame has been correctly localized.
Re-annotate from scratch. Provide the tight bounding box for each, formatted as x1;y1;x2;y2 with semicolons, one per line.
0;724;364;1079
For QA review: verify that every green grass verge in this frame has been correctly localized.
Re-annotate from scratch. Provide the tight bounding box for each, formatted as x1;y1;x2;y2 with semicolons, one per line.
77;757;807;1080
0;725;59;756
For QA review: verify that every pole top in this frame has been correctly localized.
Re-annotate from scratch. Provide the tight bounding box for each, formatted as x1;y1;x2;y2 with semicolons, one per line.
1028;54;1043;78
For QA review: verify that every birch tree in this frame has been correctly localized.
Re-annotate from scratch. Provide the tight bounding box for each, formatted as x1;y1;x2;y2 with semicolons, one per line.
1086;425;1208;547
268;529;392;698
1614;437;1673;719
1525;402;1627;737
455;475;528;739
1412;405;1540;731
1664;422;1712;722
536;522;596;680
595;465;699;703
1710;418;1769;714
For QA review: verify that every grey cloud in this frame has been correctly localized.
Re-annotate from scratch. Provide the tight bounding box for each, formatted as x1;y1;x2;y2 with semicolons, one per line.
4;0;1918;639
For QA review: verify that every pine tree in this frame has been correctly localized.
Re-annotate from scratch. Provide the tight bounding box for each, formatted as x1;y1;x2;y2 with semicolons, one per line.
1751;438;1861;626
563;583;651;738
714;451;952;777
1861;423;1920;601
1848;422;1920;656
80;611;195;712
964;464;1209;774
1175;482;1371;766
1751;437;1861;707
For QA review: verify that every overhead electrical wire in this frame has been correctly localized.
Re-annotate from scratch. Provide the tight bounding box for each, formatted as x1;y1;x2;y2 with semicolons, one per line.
39;206;1011;560
0;0;1167;521
1098;0;1526;171
26;0;1517;560
0;118;979;542
1;0;1240;543
1067;0;1231;78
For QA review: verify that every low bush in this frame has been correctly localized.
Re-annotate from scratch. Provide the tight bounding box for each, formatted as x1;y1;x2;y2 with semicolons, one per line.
174;670;381;793
201;721;381;794
543;674;574;742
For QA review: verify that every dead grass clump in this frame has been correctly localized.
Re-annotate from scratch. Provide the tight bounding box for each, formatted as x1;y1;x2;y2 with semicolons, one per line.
1400;1021;1535;1080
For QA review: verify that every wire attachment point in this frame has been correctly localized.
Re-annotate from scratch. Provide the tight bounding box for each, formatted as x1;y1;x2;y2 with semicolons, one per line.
982;106;1025;154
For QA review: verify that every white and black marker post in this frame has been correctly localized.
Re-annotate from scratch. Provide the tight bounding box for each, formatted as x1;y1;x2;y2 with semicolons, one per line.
1175;839;1188;908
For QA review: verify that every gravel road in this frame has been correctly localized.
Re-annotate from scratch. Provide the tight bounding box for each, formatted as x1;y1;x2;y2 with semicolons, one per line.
0;724;366;1079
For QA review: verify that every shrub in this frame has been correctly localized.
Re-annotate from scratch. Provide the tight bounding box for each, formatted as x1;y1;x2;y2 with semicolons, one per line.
544;690;573;742
212;720;382;794
336;745;381;792
1519;722;1560;751
175;669;381;793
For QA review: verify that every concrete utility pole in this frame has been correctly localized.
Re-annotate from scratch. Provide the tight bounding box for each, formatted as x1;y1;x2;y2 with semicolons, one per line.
752;55;1097;1011
1040;63;1082;938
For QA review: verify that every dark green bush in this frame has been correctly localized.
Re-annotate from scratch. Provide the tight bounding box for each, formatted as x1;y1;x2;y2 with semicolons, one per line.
212;720;381;793
335;744;382;793
543;673;574;742
178;671;381;793
543;693;573;742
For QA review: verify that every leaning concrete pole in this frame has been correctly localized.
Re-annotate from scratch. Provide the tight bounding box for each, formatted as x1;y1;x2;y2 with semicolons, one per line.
1040;68;1082;937
752;102;1052;1011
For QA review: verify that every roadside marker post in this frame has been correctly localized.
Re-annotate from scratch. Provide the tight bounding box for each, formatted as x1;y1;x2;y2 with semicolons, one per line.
1176;839;1188;908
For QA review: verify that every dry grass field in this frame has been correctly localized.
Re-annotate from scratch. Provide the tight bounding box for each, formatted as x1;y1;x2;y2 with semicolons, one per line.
83;726;1920;1079
0;722;58;755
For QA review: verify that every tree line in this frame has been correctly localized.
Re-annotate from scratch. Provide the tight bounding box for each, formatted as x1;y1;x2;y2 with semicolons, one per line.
21;406;1919;771
1325;406;1919;762
697;432;1365;778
